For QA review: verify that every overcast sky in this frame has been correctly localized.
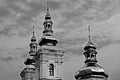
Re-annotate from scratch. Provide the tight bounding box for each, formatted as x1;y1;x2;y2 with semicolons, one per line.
0;0;120;80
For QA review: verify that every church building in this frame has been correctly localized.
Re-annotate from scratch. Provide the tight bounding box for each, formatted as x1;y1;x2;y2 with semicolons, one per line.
20;1;64;80
20;1;109;80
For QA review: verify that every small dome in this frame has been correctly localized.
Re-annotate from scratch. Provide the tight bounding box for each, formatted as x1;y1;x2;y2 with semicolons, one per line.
31;35;36;42
45;12;51;20
84;38;96;50
75;63;109;79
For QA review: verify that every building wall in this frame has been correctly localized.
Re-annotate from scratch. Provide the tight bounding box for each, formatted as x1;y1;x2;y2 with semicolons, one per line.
37;48;63;80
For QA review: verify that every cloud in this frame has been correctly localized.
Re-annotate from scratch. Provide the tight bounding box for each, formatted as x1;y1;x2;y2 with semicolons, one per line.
0;0;119;38
0;0;120;38
0;56;14;62
0;0;64;38
0;7;10;17
21;53;28;59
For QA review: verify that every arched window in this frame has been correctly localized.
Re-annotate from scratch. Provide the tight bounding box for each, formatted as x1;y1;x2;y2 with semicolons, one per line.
49;64;54;76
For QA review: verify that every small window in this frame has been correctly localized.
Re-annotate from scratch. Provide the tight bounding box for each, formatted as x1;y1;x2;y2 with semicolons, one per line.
49;64;54;76
48;24;51;29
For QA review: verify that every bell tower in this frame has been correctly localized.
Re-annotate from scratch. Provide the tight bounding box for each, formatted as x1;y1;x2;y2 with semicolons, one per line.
20;26;37;80
35;0;64;80
75;26;109;80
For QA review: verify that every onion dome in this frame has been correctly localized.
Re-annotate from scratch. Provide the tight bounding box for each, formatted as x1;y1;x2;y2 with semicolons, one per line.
31;34;36;42
84;37;96;50
75;63;109;79
84;26;96;50
45;8;51;20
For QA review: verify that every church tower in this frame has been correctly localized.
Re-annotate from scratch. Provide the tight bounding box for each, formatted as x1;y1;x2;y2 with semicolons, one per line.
75;26;109;80
20;26;37;80
35;1;64;80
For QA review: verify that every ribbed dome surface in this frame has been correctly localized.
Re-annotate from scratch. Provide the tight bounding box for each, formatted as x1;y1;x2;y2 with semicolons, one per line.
75;63;109;79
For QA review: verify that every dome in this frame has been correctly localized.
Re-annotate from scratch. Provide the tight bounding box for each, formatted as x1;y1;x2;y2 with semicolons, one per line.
75;63;109;79
84;38;96;50
31;35;36;42
45;12;51;20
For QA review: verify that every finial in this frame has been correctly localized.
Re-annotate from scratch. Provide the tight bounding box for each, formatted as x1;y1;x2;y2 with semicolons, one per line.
33;25;35;36
47;0;49;13
31;25;36;42
88;25;91;40
45;0;51;20
84;25;96;50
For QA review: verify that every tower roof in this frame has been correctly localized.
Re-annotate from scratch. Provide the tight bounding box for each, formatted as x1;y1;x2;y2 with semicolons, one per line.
84;26;96;50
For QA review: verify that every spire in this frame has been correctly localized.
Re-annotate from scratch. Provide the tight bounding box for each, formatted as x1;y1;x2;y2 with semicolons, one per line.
84;25;96;50
39;0;58;46
84;25;97;63
47;0;49;13
43;0;53;35
88;25;91;41
33;25;35;37
29;25;37;56
31;25;36;42
45;0;51;20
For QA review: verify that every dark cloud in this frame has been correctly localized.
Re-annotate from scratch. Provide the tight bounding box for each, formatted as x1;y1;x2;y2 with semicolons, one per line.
0;7;10;17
